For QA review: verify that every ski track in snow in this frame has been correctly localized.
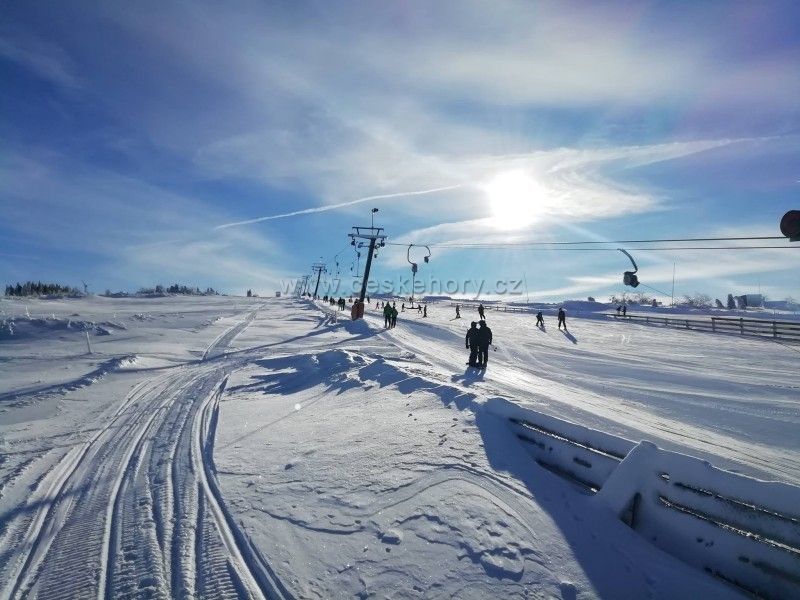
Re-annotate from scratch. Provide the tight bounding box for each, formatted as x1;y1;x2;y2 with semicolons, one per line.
361;306;800;485
0;308;287;600
1;296;797;598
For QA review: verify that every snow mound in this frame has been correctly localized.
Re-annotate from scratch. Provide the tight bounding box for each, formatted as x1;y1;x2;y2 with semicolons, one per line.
0;316;126;340
596;441;800;599
487;398;800;598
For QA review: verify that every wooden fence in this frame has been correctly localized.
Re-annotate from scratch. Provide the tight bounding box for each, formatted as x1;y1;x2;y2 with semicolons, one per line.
607;313;800;343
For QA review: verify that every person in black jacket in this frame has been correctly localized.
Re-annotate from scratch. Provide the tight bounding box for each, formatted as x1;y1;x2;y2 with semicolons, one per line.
477;320;492;367
465;321;479;366
557;307;567;330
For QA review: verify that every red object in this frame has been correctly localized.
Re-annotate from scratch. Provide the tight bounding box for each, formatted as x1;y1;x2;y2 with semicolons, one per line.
351;301;364;320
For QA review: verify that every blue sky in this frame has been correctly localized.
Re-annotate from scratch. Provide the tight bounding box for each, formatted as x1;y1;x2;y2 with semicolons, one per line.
1;1;799;301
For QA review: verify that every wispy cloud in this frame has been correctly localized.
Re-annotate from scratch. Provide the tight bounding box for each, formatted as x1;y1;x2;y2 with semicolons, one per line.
0;150;289;292
214;185;462;230
2;2;797;297
0;30;82;90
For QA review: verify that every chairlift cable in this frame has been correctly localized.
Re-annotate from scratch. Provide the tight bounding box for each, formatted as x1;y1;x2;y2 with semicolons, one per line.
384;244;798;251
638;282;672;297
384;235;788;249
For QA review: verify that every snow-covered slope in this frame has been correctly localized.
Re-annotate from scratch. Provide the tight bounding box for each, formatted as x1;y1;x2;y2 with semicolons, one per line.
0;295;797;598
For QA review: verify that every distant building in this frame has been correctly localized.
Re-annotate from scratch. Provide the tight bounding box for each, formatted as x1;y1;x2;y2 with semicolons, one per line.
735;294;764;309
275;291;282;297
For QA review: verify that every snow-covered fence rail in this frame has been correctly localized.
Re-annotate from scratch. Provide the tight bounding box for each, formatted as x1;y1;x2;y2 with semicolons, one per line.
486;399;800;598
486;398;634;491
597;442;800;599
608;313;800;342
444;301;535;314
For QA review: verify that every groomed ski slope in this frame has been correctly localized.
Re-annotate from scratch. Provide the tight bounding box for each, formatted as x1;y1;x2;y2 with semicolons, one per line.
0;295;797;598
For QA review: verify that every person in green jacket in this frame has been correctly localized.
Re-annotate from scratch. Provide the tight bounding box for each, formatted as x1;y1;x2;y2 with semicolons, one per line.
383;302;392;328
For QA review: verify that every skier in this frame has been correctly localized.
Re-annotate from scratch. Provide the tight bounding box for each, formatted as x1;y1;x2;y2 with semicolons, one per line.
383;302;392;328
478;303;485;320
423;305;428;318
455;304;461;319
536;311;544;328
557;307;567;330
476;320;493;368
465;321;479;366
622;305;627;317
417;304;423;314
616;305;621;316
391;304;398;328
401;302;405;312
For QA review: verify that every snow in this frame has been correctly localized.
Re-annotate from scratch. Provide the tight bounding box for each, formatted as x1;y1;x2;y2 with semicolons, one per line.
1;294;798;598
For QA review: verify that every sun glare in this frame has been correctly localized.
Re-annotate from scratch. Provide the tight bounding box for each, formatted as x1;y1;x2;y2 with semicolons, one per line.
484;170;541;230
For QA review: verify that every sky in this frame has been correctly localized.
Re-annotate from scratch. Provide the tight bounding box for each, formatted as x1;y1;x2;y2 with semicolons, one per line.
1;1;799;302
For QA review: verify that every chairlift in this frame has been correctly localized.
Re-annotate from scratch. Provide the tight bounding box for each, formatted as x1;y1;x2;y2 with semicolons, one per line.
351;248;361;274
618;248;640;288
406;244;432;308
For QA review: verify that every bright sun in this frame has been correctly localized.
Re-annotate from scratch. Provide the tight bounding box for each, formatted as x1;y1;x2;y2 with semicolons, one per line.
484;170;541;230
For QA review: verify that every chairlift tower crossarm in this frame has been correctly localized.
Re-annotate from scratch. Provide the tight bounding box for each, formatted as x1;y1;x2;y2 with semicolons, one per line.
348;225;386;303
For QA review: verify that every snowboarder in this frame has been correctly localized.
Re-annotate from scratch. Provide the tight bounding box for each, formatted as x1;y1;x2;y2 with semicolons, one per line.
536;311;544;328
383;302;392;328
391;304;398;328
557;307;567;330
478;303;485;320
476;320;493;368
465;321;479;366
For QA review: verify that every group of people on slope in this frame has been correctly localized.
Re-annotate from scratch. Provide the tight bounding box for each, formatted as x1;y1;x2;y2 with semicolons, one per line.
324;296;348;311
454;303;485;320
534;307;568;330
383;301;398;328
464;320;493;368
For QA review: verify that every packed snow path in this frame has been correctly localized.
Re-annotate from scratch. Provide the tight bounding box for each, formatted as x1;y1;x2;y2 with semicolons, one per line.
0;305;285;599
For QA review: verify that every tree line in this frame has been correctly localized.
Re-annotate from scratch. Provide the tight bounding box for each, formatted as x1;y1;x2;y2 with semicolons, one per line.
133;284;219;296
4;281;221;297
4;281;80;297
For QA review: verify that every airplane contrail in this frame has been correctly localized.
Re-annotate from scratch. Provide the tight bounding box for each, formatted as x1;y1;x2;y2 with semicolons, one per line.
214;184;462;230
